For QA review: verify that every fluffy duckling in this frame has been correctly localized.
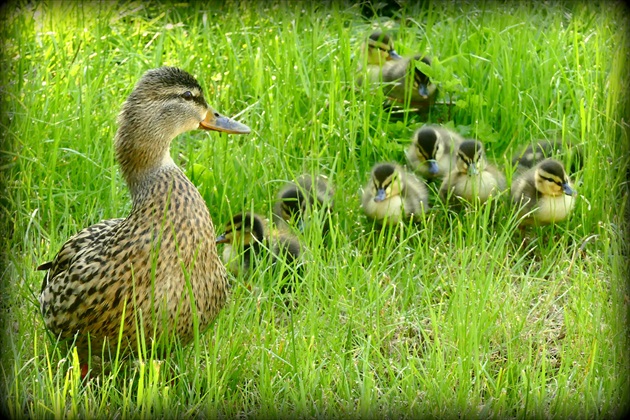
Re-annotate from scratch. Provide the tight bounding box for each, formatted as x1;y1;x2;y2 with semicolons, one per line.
273;174;334;235
512;139;583;174
358;31;437;108
216;212;301;278
511;159;577;225
439;139;506;205
362;162;429;225
37;67;250;368
406;124;464;181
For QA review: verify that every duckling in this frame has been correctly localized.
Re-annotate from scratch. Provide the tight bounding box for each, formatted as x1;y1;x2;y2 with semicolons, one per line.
216;212;266;276
216;212;301;279
406;124;464;181
357;31;437;109
439;139;506;205
512;139;583;174
362;162;429;225
272;174;334;235
511;158;577;225
37;67;250;367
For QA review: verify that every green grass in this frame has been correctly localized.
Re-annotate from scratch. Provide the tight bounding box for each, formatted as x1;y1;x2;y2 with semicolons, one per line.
1;0;628;418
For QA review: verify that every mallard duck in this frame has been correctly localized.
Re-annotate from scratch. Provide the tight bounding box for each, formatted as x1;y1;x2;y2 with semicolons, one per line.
357;31;437;109
272;174;334;235
512;139;583;174
216;212;301;282
439;139;506;205
362;162;429;225
406;124;464;181
37;67;250;369
511;158;577;225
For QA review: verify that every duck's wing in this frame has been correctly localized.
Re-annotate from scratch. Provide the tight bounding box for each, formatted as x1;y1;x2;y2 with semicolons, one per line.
511;169;537;209
38;218;125;294
438;170;457;203
402;172;429;215
487;165;507;191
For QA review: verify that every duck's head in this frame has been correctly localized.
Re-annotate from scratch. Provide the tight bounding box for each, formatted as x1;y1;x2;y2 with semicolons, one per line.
414;56;433;98
115;67;250;186
456;140;486;176
534;159;576;197
370;163;402;202
278;187;308;225
412;126;444;175
364;31;402;65
216;212;265;246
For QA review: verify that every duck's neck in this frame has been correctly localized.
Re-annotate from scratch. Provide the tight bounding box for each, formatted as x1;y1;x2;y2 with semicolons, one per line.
114;128;176;202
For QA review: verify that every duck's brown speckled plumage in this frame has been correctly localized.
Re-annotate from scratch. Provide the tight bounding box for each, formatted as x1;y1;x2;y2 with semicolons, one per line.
38;67;250;358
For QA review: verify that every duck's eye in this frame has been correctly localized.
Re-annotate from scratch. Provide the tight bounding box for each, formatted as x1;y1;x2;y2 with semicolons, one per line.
181;91;194;100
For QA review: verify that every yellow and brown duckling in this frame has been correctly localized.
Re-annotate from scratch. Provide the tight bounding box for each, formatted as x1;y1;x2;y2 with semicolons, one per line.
37;67;250;369
273;174;334;235
406;124;464;181
362;162;429;225
439;139;506;205
511;158;577;225
216;212;301;279
357;31;437;109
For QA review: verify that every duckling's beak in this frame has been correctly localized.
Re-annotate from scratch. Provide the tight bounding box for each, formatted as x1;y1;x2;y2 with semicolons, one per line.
388;50;402;60
216;233;228;244
562;183;576;196
199;108;250;134
467;163;479;176
428;161;439;175
418;83;429;99
374;189;387;202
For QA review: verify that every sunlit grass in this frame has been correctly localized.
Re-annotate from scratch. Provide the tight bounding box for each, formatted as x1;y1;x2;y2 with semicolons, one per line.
1;1;628;418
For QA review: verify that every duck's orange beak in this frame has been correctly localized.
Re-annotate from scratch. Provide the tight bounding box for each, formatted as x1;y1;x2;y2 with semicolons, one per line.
199;108;250;134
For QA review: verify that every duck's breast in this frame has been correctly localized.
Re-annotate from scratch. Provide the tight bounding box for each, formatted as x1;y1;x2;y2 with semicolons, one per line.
535;193;575;223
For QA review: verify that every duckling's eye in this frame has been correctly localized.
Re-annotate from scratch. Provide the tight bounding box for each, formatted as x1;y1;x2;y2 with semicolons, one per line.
181;91;194;100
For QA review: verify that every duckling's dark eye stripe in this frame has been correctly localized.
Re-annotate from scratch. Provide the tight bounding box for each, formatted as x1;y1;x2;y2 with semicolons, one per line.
540;175;561;185
368;41;392;53
416;145;431;160
375;180;390;190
